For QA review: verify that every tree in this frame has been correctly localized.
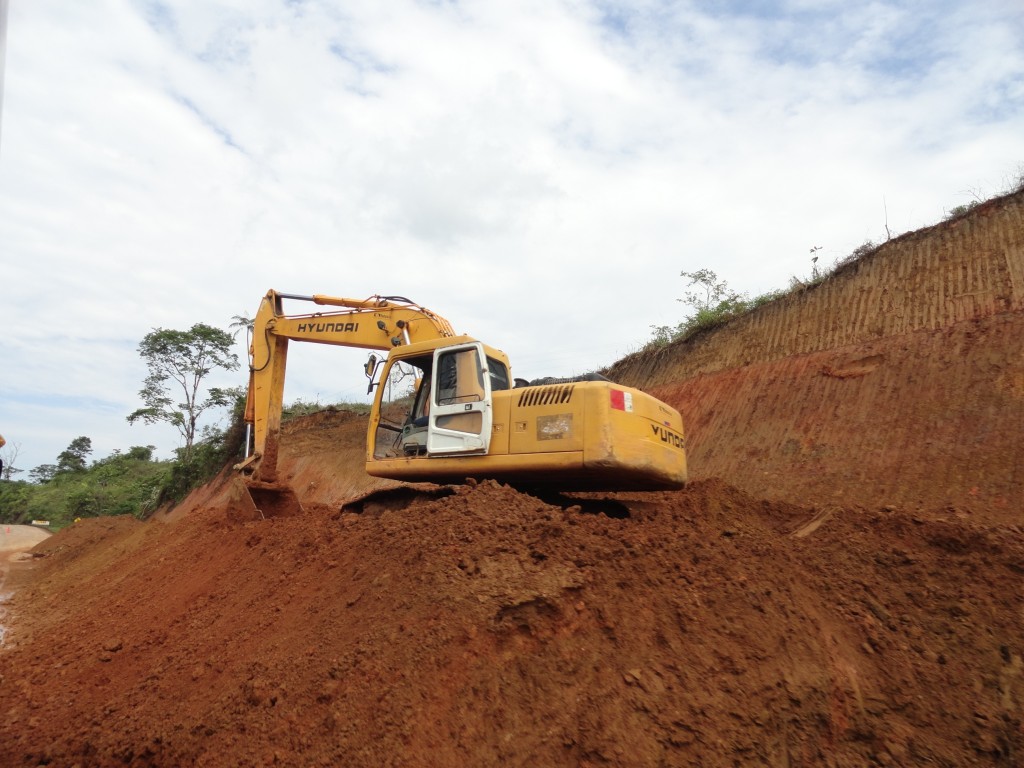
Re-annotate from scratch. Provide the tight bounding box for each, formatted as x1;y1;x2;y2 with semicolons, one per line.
649;269;750;347
57;436;93;473
126;445;156;461
29;464;58;484
0;440;21;480
229;313;254;338
127;323;239;463
678;269;747;317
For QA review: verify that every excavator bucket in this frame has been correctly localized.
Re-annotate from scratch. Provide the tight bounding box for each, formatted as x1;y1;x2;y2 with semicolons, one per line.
226;476;304;521
248;480;304;518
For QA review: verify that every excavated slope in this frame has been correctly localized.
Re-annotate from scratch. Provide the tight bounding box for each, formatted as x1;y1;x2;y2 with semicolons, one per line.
608;189;1024;522
0;193;1022;767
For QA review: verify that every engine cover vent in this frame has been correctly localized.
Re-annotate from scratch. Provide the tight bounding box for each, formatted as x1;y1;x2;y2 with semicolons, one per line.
517;385;575;407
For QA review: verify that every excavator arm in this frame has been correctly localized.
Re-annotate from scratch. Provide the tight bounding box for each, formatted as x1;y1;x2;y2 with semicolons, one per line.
234;290;457;516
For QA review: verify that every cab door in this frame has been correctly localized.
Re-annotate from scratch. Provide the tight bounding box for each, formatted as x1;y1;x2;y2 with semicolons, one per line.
427;341;493;455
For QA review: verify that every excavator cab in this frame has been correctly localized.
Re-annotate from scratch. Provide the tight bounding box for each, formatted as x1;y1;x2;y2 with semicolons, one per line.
370;340;495;461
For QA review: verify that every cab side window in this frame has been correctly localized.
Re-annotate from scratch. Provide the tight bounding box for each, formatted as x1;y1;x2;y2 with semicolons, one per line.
436;348;485;405
487;357;510;391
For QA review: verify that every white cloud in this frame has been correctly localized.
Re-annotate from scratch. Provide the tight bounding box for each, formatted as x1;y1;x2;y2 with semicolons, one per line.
1;0;1021;474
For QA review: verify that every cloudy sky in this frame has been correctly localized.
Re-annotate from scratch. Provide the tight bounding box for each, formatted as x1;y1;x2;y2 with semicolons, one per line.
0;0;1021;476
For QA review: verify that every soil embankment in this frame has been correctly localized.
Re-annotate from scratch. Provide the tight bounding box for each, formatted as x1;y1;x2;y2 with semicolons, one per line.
608;190;1024;522
1;192;1022;767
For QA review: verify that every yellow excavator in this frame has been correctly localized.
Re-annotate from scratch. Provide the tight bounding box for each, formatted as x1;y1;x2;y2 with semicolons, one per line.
235;289;687;516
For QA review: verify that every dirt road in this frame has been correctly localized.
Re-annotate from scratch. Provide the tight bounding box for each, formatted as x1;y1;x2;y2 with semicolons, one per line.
0;525;51;554
0;525;50;647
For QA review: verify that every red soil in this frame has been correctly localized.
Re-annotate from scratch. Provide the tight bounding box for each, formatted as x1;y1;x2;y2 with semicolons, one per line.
4;475;1021;767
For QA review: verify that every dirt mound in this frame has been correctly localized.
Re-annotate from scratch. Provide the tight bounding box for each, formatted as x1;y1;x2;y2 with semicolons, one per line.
162;408;401;525
1;476;1021;767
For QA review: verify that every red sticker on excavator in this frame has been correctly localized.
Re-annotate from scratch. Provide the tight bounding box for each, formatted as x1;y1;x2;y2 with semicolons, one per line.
610;389;625;411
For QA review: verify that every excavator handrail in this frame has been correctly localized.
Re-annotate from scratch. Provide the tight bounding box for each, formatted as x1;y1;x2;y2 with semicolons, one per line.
278;292;430;311
259;291;456;341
